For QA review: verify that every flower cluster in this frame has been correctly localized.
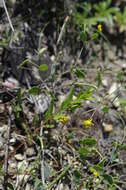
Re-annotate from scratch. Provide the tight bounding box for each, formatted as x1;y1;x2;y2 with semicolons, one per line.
83;119;93;128
97;24;102;32
90;167;99;177
57;115;70;124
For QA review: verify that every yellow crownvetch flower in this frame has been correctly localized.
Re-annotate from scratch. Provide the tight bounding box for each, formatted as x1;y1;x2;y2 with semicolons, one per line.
90;167;99;177
56;115;70;124
97;24;102;32
83;119;93;128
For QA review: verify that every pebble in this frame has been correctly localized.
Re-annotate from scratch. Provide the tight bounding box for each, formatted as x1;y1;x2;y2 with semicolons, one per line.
0;125;8;135
103;123;113;133
0;104;5;113
25;184;32;190
26;147;36;157
8;162;17;173
108;83;120;98
102;78;108;87
15;154;24;161
56;183;69;190
0;136;4;148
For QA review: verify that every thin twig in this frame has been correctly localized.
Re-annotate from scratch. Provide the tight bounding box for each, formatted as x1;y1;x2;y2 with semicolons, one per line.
3;106;12;190
39;123;45;185
2;0;14;32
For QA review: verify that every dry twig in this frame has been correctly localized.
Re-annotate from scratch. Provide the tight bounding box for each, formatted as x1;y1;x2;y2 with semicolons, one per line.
3;106;12;190
2;0;14;31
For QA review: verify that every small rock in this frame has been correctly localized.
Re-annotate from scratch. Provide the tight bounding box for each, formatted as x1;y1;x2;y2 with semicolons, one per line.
0;136;4;148
26;147;36;157
9;146;14;151
0;104;5;113
0;125;7;135
10;138;16;144
108;83;121;99
113;98;120;108
15;154;24;161
56;183;69;190
102;78;108;87
58;95;66;105
34;94;51;114
17;160;28;172
25;183;32;190
8;162;17;173
18;174;24;182
103;123;113;133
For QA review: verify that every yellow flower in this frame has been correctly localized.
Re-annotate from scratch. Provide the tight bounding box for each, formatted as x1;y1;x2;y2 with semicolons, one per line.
83;119;93;128
58;115;70;124
93;171;99;177
97;24;102;32
90;167;99;177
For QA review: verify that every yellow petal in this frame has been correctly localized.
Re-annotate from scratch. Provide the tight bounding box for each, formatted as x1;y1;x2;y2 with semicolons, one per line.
97;24;102;32
83;119;93;128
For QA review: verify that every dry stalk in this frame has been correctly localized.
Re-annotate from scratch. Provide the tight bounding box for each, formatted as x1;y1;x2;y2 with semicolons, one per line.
3;106;12;190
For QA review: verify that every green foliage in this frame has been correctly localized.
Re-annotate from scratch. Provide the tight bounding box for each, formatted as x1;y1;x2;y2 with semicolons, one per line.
44;94;54;121
0;30;10;47
93;0;118;25
39;64;48;71
58;86;75;112
34;178;46;190
8;183;14;190
73;0;121;44
13;89;23;119
73;67;85;79
28;86;41;95
73;170;81;185
79;137;97;146
78;147;89;158
117;70;125;82
116;7;126;32
103;173;114;185
103;106;109;113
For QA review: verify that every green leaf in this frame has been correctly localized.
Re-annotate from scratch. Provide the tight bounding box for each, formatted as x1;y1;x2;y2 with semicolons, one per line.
74;67;85;78
18;59;30;69
103;174;113;185
73;170;81;184
110;147;118;163
32;113;39;125
79;138;97;146
102;106;109;113
120;99;126;107
80;31;87;42
34;178;46;190
78;147;89;158
117;143;126;150
59;86;74;112
45;124;54;128
39;64;48;71
92;32;99;40
76;88;94;101
97;159;105;168
93;164;103;172
44;95;54;120
38;47;46;55
117;70;125;82
8;183;14;190
28;86;41;95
